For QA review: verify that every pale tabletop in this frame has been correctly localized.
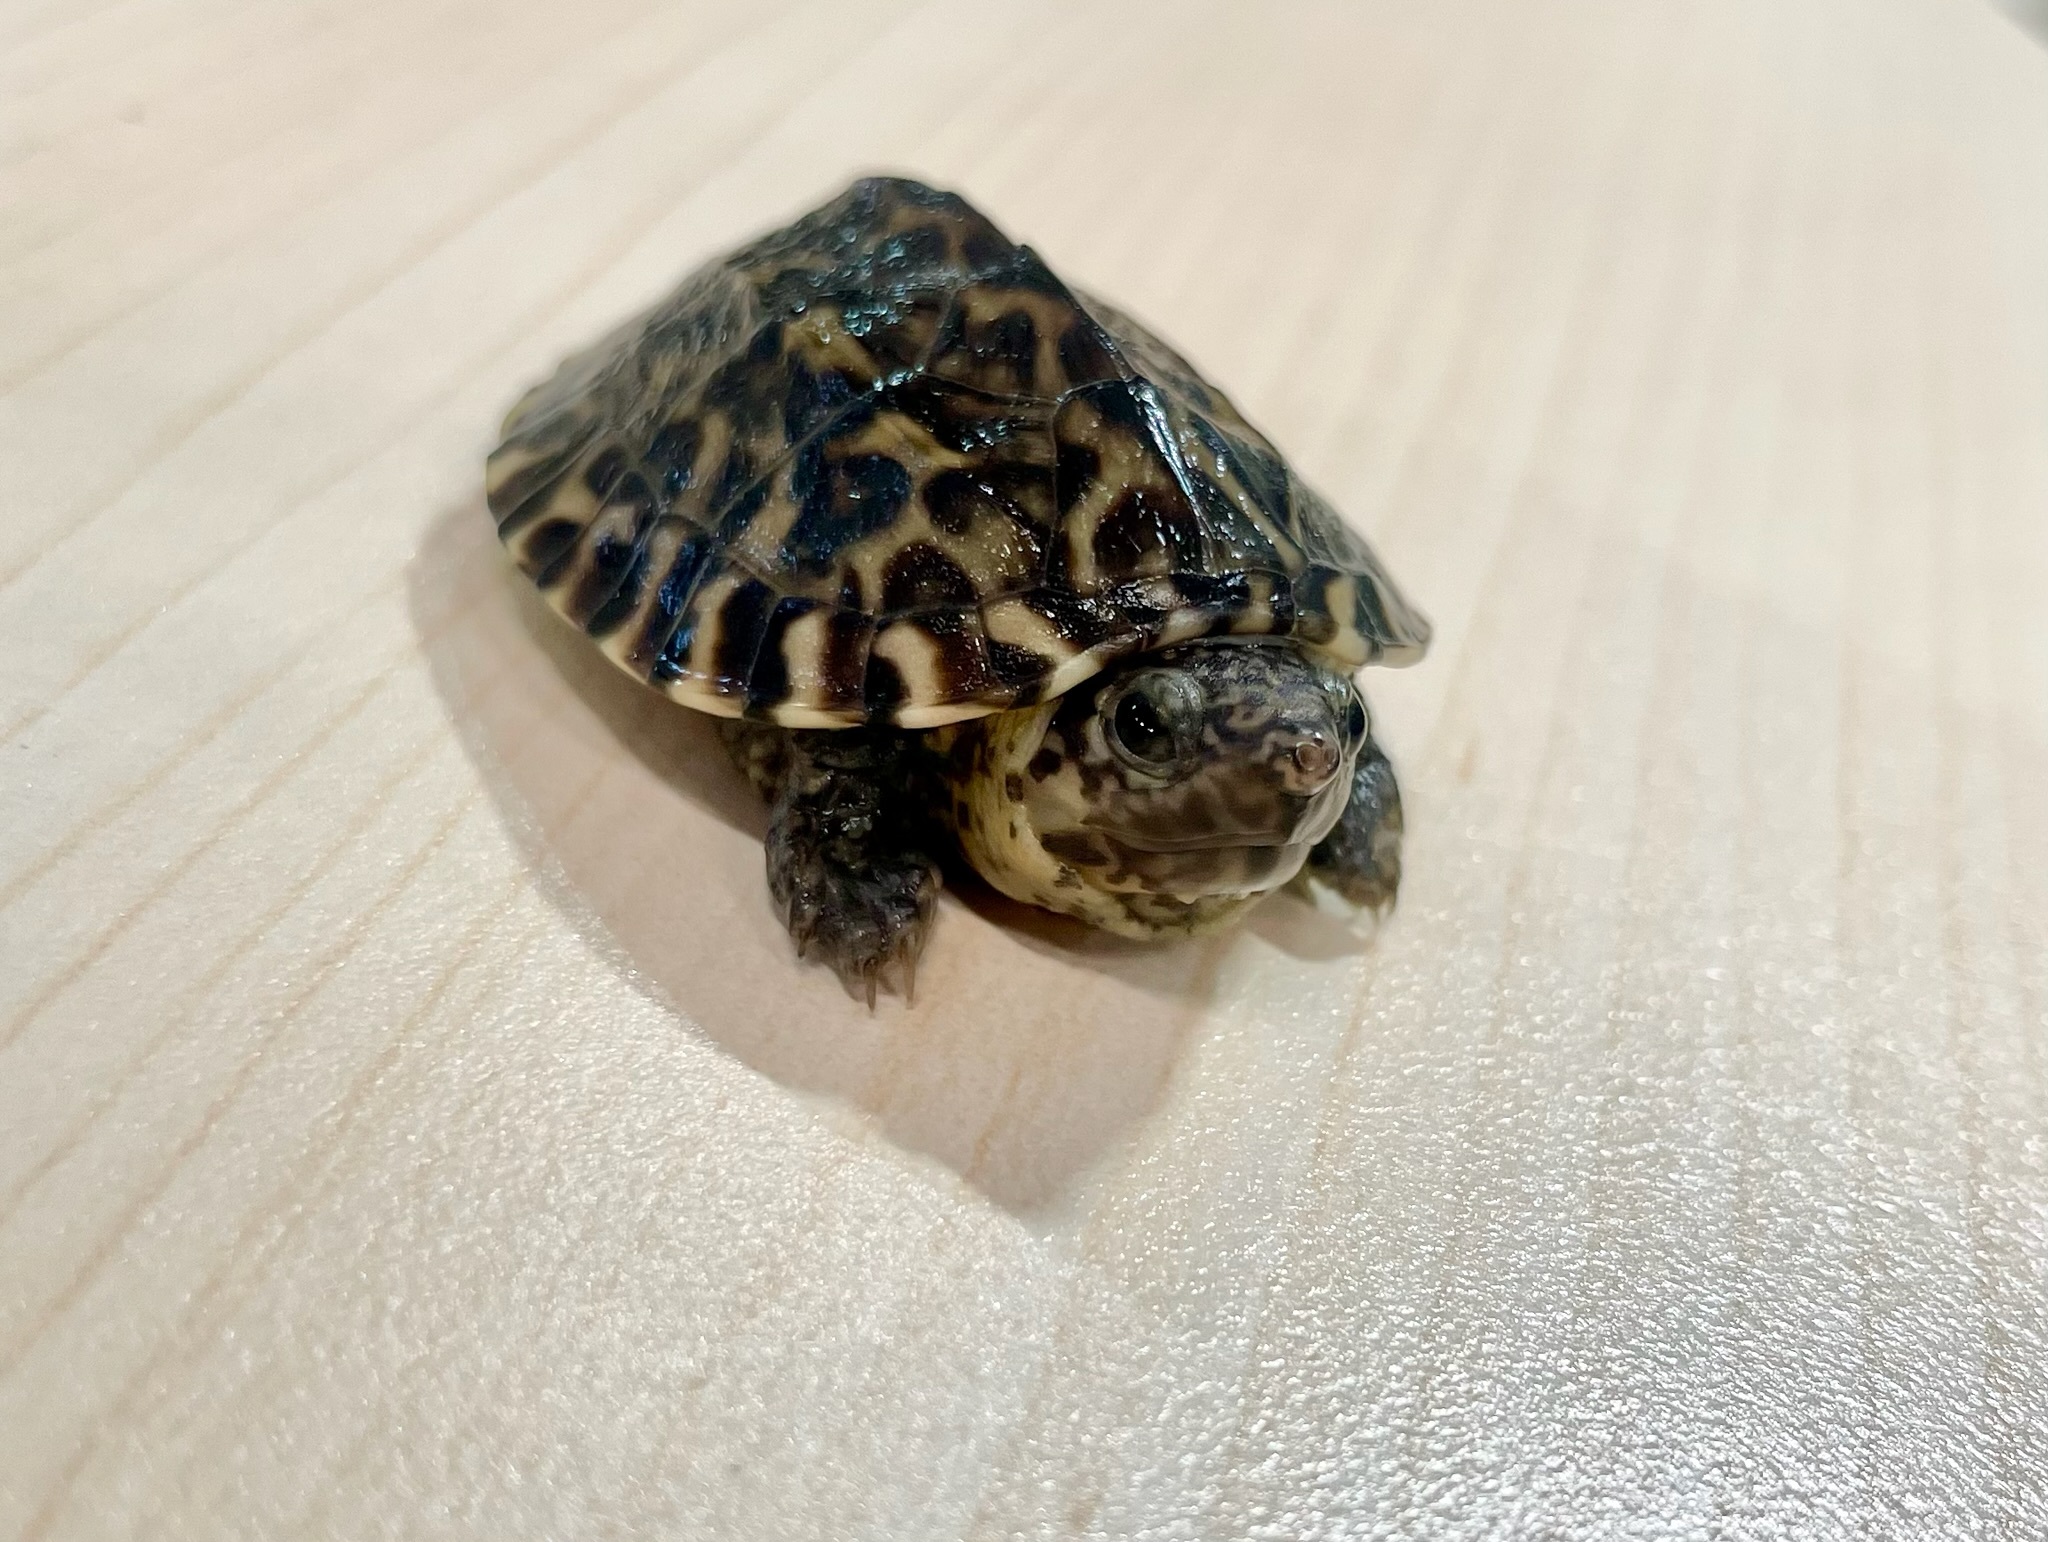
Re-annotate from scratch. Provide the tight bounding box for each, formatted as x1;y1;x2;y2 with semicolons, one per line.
4;2;2047;1538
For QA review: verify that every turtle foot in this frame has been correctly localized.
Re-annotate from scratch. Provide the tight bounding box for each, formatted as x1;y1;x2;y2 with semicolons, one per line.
1301;736;1404;917
758;727;945;1008
778;845;939;1007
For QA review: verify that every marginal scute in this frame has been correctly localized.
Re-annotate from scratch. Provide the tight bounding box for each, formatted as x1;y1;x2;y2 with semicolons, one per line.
712;575;779;692
485;175;1429;725
509;525;571;599
870;608;999;725
596;517;702;677
745;597;878;723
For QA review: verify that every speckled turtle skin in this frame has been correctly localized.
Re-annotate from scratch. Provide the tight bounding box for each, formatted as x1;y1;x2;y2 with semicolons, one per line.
485;176;1429;998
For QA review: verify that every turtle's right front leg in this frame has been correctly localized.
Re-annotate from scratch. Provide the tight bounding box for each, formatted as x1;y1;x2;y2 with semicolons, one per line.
1299;733;1405;915
720;722;943;1005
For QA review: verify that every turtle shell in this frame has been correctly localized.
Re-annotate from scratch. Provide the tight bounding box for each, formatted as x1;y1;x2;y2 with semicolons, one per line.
485;176;1429;728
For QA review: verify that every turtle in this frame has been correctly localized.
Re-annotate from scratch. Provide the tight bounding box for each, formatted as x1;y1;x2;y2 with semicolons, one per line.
485;176;1429;1001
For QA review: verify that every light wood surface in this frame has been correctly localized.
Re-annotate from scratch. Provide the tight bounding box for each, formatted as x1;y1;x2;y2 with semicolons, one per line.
4;2;2046;1537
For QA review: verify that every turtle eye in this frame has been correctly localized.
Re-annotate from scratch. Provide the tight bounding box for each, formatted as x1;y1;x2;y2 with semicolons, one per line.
1105;673;1197;775
1321;675;1369;747
1114;692;1173;764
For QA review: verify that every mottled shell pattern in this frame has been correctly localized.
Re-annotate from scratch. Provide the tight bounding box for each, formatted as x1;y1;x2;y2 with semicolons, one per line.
485;176;1429;729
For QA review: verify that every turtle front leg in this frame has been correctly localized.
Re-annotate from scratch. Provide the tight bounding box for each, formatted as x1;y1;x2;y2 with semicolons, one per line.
1300;735;1405;915
721;722;943;1005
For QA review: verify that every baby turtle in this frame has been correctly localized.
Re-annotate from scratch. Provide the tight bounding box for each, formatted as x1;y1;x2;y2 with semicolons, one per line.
486;176;1429;1000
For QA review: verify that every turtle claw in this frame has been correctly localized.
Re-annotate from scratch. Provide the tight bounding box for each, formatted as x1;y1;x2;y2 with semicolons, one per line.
822;910;930;1011
770;836;939;1007
832;911;930;1010
1295;863;1400;920
828;927;924;1011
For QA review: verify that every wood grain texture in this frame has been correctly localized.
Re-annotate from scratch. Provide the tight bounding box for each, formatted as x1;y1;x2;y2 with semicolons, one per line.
3;2;2046;1537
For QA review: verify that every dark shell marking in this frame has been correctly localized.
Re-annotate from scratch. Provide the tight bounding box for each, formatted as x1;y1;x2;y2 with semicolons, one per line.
486;176;1430;727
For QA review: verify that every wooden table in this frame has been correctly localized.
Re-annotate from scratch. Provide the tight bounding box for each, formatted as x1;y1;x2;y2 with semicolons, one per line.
4;2;2046;1536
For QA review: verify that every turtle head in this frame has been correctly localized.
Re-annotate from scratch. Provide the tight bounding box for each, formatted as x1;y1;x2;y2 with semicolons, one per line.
949;642;1368;937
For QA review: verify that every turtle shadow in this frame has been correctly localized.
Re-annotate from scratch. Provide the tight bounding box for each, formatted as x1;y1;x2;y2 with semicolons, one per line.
408;499;1226;1215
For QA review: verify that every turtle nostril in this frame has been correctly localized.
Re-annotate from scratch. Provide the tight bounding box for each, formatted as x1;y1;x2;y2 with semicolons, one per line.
1292;734;1338;783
